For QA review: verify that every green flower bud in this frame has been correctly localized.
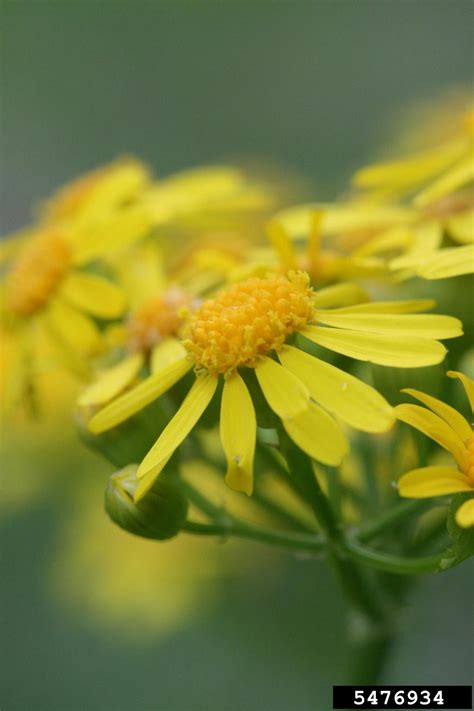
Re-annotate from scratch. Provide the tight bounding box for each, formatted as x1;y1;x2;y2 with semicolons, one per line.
105;465;188;540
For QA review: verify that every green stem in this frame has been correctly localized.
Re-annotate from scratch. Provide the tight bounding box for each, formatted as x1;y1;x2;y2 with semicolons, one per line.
357;499;432;543
346;611;393;685
183;519;325;553
345;539;445;575
278;428;385;623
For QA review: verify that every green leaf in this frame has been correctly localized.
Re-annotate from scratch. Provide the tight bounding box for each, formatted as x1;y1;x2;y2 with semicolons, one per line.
439;493;474;569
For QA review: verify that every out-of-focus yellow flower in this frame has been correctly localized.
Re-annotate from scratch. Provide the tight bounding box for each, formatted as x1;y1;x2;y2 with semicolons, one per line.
252;201;422;287
349;104;474;280
87;271;462;500
0;158;157;415
170;236;253;296
78;287;195;411
0;230;128;416
140;165;275;234
40;157;151;226
397;371;474;528
352;105;473;205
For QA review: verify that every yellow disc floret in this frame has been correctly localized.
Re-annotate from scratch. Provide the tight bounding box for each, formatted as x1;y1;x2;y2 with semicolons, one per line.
6;231;71;315
185;272;314;374
127;288;191;352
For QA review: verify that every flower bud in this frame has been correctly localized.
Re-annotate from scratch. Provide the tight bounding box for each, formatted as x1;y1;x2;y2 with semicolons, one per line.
105;465;188;540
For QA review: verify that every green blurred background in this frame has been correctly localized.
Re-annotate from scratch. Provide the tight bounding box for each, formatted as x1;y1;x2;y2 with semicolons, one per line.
1;2;473;710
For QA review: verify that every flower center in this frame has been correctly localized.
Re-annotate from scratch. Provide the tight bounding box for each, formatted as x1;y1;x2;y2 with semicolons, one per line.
185;272;314;374
126;288;191;352
6;232;71;316
462;434;474;485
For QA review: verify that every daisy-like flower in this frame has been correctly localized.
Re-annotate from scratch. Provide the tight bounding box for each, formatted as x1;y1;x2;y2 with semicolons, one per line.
350;106;474;280
0;227;127;413
87;271;462;501
40;157;151;227
397;371;474;528
352;106;473;207
140;165;275;235
78;286;193;411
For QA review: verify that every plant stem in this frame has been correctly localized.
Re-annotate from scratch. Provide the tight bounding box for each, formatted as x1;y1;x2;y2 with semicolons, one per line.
345;539;445;575
346;611;393;685
278;428;386;623
356;499;432;543
182;518;325;553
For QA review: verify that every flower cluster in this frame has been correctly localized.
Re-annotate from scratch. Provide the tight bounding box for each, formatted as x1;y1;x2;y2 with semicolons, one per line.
1;97;473;591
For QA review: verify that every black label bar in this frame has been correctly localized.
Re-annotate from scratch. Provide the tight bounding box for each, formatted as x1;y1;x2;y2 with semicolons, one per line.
333;685;472;709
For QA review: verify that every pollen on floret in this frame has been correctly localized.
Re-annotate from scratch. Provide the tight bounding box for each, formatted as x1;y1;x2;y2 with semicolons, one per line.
6;231;71;315
126;288;192;352
184;272;314;374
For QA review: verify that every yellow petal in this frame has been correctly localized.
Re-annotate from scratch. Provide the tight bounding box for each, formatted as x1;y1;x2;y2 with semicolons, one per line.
455;498;474;528
448;370;474;414
314;312;462;339
414;156;474;207
73;158;150;223
275;202;414;238
321;299;435;314
416;244;474;279
255;356;310;419
279;345;394;433
71;207;152;264
398;466;472;498
446;209;474;245
136;373;218;482
313;282;370;309
46;297;101;355
402;388;472;442
111;241;167;308
352;226;412;258
395;403;466;467
88;357;192;433
133;454;174;502
150;338;188;373
283;403;348;465
307;210;324;274
220;372;256;496
353;141;465;190
302;325;447;367
78;353;145;408
266;220;298;270
58;271;127;318
389;222;443;270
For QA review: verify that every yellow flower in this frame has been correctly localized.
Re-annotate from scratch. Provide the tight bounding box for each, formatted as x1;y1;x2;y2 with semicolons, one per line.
397;371;474;528
87;271;462;501
352;106;473;205
263;202;416;284
40;157;151;226
78;287;194;410
140;165;275;234
349;105;474;280
0;227;127;414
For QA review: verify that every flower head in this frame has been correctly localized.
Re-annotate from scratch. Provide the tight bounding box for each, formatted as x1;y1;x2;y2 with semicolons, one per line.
349;104;474;280
78;287;192;410
87;271;462;501
397;371;474;528
185;272;313;373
